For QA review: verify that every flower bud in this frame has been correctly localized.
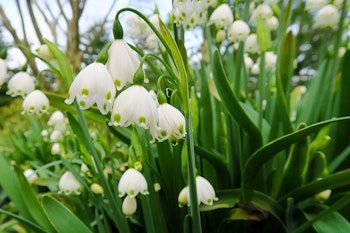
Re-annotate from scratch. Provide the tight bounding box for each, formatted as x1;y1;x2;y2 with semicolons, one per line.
314;189;331;203
216;30;226;44
36;44;55;60
24;169;38;184
91;183;104;195
122;196;137;216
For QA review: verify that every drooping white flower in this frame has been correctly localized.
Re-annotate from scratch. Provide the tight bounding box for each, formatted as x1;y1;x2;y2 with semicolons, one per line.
209;3;234;29
0;59;7;86
51;142;61;155
22;90;50;115
24;169;38;183
36;44;55;60
50;129;63;142
178;176;218;207
65;62;116;115
244;33;260;54
105;40;140;90
58;171;83;195
228;20;251;43
251;63;260;75
266;16;279;31
118;168;149;198
150;103;186;143
48;110;66;132
196;176;218;205
122;196;137;216
109;85;158;129
6;72;35;98
249;4;273;24
264;51;277;69
173;0;207;29
314;4;340;29
244;54;254;69
305;0;327;12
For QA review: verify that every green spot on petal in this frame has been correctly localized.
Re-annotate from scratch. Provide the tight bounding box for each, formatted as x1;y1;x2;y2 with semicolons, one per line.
82;88;89;96
114;79;121;87
139;116;146;124
160;130;167;137
130;189;135;196
114;114;121;123
179;124;184;134
80;100;86;107
106;91;111;100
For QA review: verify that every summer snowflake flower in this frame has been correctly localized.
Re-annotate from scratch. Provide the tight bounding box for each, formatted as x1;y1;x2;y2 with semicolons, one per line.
109;85;158;129
178;176;218;207
209;3;234;29
249;4;273;24
22;90;50;115
150;103;186;143
122;196;137;216
65;62;116;115
0;58;7;86
173;0;207;29
48;110;66;132
6;72;35;98
305;0;327;12
118;168;149;198
58;171;83;195
228;20;250;43
105;39;140;90
314;4;340;29
266;16;279;31
244;33;260;54
24;169;38;183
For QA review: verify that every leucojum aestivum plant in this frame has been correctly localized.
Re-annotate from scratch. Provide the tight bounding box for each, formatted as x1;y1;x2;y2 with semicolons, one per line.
0;0;350;232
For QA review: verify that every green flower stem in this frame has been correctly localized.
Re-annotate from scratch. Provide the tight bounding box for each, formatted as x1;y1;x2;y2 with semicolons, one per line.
139;52;179;83
73;101;130;233
115;8;174;66
258;51;266;130
234;41;244;95
185;110;202;233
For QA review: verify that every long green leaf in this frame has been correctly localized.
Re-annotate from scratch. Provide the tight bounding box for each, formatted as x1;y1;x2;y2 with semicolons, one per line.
42;195;93;233
278;169;350;202
0;209;47;233
301;205;350;233
0;155;32;221
242;116;350;200
212;49;262;152
14;167;55;232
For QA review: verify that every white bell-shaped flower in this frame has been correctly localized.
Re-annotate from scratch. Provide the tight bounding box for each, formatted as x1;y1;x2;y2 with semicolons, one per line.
178;176;218;207
118;168;149;198
6;72;35;98
249;4;273;24
65;62;116;115
122;196;137;216
22;90;49;115
228;20;251;43
109;85;158;129
314;4;340;29
105;40;140;90
173;0;207;29
0;59;7;86
264;51;277;69
36;44;55;60
24;169;39;183
209;3;234;29
58;171;83;195
244;54;254;69
244;33;260;54
150;103;186;143
50;129;63;142
196;176;218;205
51;142;61;155
266;16;279;31
305;0;327;12
48;110;66;132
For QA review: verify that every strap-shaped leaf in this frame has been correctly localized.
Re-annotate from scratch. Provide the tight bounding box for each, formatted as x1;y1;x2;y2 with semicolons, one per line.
242;116;350;200
212;49;262;152
42;195;93;233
